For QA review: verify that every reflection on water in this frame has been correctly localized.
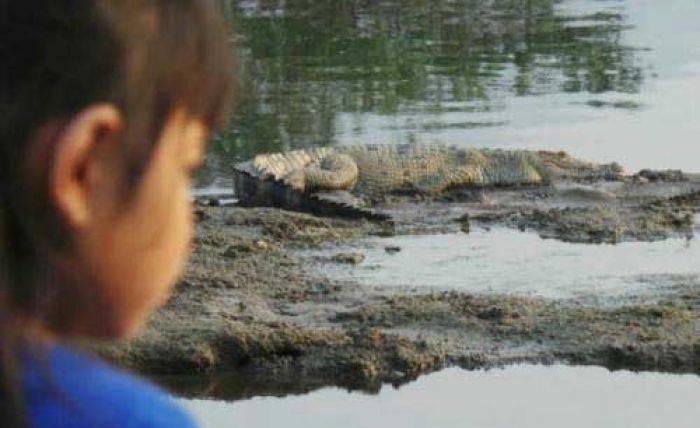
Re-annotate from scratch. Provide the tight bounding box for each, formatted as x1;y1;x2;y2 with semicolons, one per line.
181;365;700;428
306;228;700;300
201;0;700;185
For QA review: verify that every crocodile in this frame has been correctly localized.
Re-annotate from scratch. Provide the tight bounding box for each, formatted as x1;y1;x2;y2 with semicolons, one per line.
233;144;625;221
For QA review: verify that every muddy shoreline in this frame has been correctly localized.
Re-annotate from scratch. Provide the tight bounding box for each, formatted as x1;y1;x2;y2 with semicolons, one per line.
94;186;699;401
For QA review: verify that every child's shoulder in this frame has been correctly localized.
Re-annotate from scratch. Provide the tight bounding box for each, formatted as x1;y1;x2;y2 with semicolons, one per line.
22;345;195;428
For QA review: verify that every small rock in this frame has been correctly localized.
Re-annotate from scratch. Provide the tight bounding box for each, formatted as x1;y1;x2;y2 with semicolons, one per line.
456;213;471;234
648;308;665;318
636;169;687;182
194;209;211;223
223;241;270;259
223;245;241;259
253;240;270;251
477;306;506;320
331;252;366;265
385;246;402;254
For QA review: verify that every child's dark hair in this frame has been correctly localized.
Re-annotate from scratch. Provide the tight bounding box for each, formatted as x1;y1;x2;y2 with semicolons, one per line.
0;1;234;425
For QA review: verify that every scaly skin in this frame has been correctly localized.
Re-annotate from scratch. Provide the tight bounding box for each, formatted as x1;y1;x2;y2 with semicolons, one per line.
234;144;625;218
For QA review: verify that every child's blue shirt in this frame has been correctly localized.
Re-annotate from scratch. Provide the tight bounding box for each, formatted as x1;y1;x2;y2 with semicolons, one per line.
21;345;196;428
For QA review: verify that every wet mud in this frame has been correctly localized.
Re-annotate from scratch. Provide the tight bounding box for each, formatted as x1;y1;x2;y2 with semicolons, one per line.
385;176;700;242
95;188;699;400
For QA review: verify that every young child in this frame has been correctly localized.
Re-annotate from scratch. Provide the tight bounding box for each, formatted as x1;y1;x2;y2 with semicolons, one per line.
0;1;234;426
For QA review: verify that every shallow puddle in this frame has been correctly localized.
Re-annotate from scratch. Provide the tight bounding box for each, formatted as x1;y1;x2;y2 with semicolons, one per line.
307;227;700;300
181;365;700;428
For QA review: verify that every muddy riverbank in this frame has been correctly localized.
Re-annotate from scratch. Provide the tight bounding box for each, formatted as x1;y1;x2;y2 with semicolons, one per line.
140;0;700;407
94;198;699;400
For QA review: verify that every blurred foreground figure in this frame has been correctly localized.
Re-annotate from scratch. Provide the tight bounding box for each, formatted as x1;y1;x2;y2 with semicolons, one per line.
0;1;233;426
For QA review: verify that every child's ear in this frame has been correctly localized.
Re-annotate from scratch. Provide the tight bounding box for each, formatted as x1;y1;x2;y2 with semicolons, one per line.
49;104;123;230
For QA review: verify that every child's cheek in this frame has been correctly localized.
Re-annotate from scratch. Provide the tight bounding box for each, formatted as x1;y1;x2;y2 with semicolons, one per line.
150;170;191;299
116;142;191;331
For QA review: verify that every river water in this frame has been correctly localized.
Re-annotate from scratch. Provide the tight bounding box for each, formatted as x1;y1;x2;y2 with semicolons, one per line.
201;0;700;185
185;0;700;425
181;365;700;428
306;226;700;301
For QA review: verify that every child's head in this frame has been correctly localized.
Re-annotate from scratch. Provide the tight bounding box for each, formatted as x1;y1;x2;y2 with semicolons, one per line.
0;0;233;341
